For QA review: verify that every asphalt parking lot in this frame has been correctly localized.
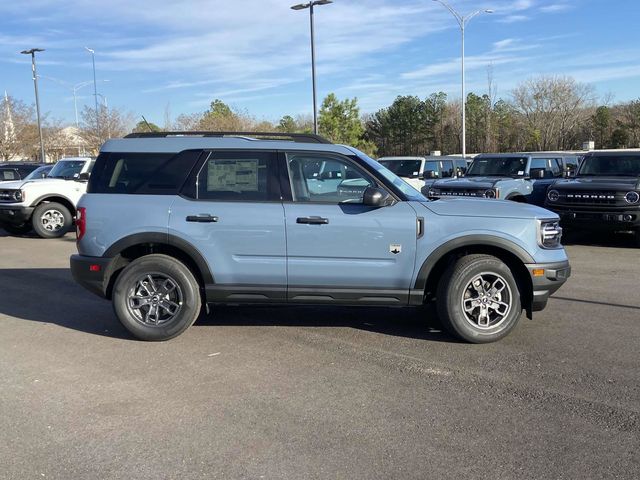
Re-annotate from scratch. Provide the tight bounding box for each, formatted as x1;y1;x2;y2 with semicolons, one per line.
0;229;638;479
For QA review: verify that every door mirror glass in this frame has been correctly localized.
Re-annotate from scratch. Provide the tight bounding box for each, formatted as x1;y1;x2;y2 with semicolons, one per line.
422;170;437;180
362;187;393;207
77;172;90;181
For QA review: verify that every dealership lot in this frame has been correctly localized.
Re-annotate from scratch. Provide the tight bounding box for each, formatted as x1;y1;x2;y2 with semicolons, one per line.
0;230;638;479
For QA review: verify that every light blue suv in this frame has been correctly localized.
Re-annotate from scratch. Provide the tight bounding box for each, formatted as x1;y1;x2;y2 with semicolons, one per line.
70;132;570;343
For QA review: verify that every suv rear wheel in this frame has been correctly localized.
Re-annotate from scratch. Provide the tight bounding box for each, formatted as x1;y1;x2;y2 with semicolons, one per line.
436;254;522;343
32;202;72;238
112;254;202;341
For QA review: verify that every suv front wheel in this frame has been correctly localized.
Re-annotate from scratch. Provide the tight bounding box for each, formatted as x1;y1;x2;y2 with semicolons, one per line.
437;254;522;343
32;202;72;238
112;254;202;341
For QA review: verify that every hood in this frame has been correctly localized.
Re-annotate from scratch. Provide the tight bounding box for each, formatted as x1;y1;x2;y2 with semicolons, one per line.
422;197;555;219
432;176;503;190
0;177;74;190
554;176;639;190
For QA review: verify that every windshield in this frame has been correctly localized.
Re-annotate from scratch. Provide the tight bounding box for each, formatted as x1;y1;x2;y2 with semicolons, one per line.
378;159;422;178
466;157;528;177
24;165;51;180
48;160;86;179
577;155;640;177
355;155;426;201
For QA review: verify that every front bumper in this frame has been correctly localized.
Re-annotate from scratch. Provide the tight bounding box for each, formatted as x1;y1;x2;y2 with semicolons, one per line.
525;260;571;312
0;205;34;225
546;205;640;230
70;254;116;298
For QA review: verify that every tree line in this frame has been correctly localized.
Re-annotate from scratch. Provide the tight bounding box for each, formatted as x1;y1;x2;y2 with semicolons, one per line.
1;75;639;161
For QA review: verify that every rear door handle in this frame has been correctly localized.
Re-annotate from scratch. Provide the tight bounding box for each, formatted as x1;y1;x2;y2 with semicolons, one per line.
296;216;329;225
186;214;218;223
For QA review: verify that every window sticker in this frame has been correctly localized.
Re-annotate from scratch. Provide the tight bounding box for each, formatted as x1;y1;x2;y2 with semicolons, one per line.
207;159;259;192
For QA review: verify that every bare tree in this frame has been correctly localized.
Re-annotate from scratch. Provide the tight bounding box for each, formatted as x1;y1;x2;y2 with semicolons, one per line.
78;105;135;154
511;75;596;151
0;95;38;160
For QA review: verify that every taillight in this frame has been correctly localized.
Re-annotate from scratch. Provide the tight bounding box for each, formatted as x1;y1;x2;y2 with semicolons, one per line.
76;207;86;241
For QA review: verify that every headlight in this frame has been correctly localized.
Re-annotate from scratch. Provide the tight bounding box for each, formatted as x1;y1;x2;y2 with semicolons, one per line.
624;191;639;204
13;190;23;202
538;219;563;249
547;189;560;202
484;189;496;199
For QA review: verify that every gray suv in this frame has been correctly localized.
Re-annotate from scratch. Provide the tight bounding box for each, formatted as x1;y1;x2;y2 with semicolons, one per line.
70;132;570;343
425;153;580;205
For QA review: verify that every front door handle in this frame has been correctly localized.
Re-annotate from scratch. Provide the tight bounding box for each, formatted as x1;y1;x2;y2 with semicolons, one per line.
296;216;329;225
186;214;218;223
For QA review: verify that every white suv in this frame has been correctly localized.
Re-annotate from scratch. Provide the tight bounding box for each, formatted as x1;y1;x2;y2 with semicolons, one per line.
0;157;94;238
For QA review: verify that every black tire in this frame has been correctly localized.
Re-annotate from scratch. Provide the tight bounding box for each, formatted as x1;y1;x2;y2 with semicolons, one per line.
1;222;32;235
634;230;640;248
31;202;72;238
436;254;522;343
112;254;202;341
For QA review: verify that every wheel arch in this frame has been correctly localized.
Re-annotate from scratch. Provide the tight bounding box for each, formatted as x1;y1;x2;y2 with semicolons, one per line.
32;195;77;216
415;235;534;316
102;233;214;299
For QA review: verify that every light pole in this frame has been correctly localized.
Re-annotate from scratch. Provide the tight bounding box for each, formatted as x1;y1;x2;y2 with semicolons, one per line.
20;48;46;162
85;47;100;140
432;0;492;158
97;94;111;139
39;77;110;155
291;0;332;135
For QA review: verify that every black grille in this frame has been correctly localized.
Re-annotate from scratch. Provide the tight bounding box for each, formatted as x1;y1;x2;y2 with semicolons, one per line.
436;189;484;198
559;191;618;205
0;190;19;202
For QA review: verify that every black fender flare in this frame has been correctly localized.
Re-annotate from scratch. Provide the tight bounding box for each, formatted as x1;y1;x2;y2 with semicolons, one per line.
414;234;535;290
103;232;214;284
30;194;77;212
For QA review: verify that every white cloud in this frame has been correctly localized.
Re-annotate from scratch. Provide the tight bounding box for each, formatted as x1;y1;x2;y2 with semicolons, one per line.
540;4;571;13
497;14;530;23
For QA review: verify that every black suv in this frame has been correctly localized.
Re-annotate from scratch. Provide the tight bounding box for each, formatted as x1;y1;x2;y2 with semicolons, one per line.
544;151;640;243
0;162;43;182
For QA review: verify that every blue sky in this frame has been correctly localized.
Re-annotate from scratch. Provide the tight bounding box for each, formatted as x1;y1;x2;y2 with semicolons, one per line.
1;0;639;127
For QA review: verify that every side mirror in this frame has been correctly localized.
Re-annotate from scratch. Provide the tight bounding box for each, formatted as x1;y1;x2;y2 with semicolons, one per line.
421;170;437;180
77;172;90;181
563;169;575;178
363;187;394;207
41;172;48;178
531;170;546;179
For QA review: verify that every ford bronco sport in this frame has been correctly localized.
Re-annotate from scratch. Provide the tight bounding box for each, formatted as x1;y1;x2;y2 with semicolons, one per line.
544;150;640;244
0;157;94;237
377;156;466;191
424;153;579;205
70;132;570;343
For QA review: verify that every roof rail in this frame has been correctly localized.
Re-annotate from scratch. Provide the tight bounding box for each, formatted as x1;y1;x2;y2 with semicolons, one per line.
123;131;332;144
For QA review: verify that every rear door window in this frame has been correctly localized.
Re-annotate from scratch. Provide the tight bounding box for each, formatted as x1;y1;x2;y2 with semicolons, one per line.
440;160;454;178
186;150;280;202
0;169;17;181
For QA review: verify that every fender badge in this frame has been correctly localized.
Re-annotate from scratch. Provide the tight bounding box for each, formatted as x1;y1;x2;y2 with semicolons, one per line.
390;244;402;255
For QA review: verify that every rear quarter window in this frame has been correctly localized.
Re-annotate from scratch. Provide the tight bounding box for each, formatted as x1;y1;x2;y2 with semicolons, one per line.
88;151;201;194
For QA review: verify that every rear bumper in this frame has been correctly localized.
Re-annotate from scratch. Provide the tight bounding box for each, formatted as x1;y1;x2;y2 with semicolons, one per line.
0;205;34;225
525;260;571;312
70;254;115;298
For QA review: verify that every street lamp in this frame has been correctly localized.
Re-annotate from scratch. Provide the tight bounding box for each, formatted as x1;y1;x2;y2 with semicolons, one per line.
39;77;109;129
20;48;46;162
291;0;332;135
432;0;493;158
39;76;110;155
85;47;100;139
